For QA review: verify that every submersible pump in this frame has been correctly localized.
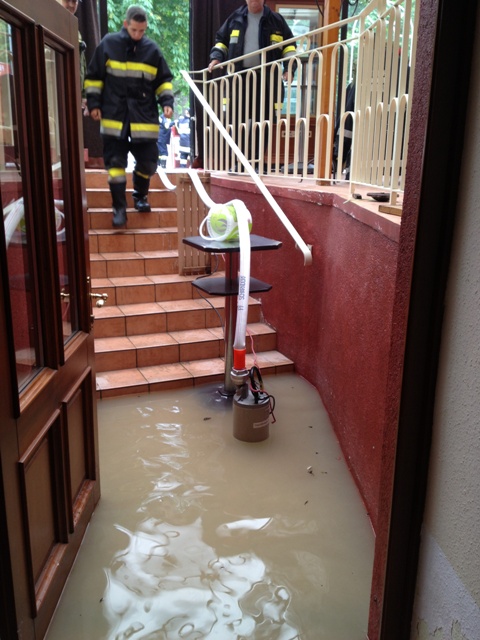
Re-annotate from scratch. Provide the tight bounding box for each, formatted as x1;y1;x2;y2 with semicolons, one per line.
231;364;271;442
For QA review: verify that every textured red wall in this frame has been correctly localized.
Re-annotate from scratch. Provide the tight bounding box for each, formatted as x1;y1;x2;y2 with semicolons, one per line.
211;179;400;530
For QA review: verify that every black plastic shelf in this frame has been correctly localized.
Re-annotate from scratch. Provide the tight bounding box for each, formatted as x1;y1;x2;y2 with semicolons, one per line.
183;234;282;254
192;276;272;296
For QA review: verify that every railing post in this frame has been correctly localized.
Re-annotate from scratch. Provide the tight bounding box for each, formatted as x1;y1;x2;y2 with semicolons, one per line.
318;0;342;182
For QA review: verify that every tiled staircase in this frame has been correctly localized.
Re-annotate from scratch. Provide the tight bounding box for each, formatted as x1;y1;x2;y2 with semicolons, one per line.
87;169;294;399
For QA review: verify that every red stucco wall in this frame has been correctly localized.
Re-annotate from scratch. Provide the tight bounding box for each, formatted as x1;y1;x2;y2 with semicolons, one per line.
211;179;400;531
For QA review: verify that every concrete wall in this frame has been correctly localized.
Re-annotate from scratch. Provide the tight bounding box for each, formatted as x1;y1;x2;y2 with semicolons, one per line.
210;179;401;531
410;10;480;639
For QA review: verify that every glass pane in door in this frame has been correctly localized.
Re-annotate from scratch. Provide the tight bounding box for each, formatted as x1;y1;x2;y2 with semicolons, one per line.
44;45;77;343
0;20;41;390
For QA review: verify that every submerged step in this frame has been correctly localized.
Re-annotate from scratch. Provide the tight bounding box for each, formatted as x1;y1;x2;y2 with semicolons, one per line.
95;351;294;399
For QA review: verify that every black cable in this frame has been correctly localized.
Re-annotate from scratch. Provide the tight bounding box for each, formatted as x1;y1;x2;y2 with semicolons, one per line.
315;0;324;19
247;366;276;422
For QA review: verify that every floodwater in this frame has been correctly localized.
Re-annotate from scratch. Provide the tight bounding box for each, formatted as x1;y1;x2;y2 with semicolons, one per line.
46;373;374;640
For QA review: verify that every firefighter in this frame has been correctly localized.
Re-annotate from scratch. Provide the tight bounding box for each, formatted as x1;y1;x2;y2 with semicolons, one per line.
85;5;174;227
157;112;173;168
207;0;295;171
175;108;191;168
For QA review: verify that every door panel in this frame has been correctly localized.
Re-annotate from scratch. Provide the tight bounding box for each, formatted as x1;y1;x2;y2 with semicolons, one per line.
0;1;99;638
18;413;62;613
67;387;89;504
62;368;98;530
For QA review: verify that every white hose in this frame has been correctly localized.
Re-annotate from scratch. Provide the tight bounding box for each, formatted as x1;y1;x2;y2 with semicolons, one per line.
198;203;240;242
231;199;251;355
3;198;25;247
156;165;177;191
197;198;252;369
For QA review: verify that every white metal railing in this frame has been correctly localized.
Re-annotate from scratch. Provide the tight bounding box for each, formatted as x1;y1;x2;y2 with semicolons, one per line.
181;69;313;265
188;0;416;199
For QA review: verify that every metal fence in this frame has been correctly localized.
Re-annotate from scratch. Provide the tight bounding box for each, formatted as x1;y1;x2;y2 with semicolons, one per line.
189;0;416;200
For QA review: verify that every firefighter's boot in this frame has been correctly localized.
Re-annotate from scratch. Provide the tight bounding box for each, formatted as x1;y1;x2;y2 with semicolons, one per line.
132;173;151;212
110;182;127;227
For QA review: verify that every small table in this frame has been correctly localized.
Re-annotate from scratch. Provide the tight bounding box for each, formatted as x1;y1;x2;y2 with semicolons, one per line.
183;234;282;395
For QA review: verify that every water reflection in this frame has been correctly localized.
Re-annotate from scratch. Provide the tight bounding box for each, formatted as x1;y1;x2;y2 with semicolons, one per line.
103;414;303;638
105;517;301;639
46;375;374;640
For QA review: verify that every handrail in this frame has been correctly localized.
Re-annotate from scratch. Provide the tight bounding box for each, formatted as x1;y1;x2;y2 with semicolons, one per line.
180;69;313;266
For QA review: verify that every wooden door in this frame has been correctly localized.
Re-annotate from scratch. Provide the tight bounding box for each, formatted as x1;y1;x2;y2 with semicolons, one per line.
0;1;99;638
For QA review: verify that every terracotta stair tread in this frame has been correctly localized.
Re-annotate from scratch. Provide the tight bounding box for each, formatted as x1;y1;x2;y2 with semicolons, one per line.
88;206;177;213
93;298;222;318
91;273;196;284
91;250;177;259
95;322;275;350
91;294;258;314
95;329;220;351
89;226;178;234
92;296;261;338
95;351;294;398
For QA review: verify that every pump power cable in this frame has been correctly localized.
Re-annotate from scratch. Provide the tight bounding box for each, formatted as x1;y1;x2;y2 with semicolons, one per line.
248;366;276;422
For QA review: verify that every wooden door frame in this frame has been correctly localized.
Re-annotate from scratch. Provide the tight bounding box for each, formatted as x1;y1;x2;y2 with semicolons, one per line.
0;0;98;638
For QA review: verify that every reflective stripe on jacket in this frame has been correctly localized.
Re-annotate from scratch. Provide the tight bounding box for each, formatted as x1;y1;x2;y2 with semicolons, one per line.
209;5;296;71
85;27;174;140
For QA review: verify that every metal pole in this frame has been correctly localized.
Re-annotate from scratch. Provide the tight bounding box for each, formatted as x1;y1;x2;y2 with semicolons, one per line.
221;252;239;396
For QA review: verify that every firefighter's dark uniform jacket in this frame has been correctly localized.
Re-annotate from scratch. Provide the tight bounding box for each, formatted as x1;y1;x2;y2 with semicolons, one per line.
85;27;174;141
209;5;296;71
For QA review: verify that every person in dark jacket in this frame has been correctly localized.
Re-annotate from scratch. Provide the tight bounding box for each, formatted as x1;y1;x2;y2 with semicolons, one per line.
157;113;173;168
207;0;296;171
85;5;174;227
175;108;191;168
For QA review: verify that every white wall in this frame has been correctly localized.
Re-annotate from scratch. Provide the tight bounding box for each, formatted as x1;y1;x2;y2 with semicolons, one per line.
411;9;480;640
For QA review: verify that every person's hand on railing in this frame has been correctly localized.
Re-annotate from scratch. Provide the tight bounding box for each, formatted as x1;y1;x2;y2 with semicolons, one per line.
207;59;220;73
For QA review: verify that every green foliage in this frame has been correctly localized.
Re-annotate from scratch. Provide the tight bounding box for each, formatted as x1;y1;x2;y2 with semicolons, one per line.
0;20;12;64
107;0;190;113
